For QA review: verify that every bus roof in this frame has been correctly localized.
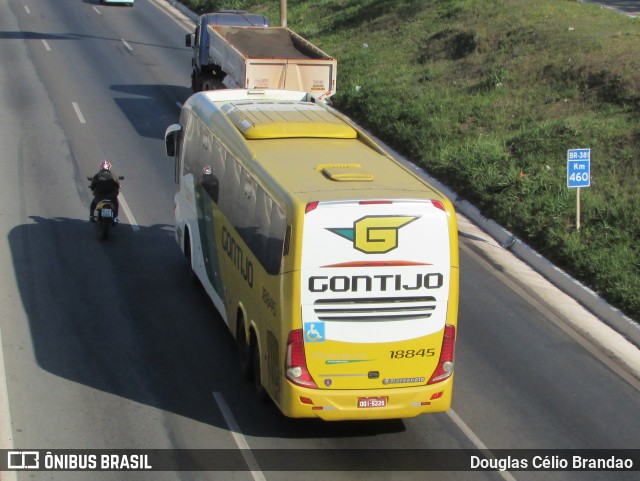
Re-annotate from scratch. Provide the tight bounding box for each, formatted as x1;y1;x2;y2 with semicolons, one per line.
225;102;357;139
187;90;446;202
250;137;439;201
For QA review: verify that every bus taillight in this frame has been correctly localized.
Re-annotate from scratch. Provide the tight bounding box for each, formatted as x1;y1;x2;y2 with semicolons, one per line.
305;201;319;213
285;329;318;389
427;324;455;384
431;200;445;211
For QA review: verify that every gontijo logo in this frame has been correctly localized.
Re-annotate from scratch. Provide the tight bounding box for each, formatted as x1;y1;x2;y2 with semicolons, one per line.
327;216;418;253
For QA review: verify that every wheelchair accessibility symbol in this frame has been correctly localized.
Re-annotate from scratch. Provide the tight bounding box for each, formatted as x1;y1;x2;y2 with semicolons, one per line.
304;322;325;343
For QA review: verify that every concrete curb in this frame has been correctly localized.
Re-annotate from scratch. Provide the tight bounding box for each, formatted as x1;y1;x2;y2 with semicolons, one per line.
165;0;199;21
580;0;640;18
163;0;640;350
458;199;640;344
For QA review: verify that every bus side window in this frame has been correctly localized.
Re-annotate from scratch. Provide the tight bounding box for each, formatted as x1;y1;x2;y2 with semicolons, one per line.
268;203;286;273
182;113;198;178
201;170;219;202
211;142;226;180
236;169;257;241
251;187;271;269
220;157;243;226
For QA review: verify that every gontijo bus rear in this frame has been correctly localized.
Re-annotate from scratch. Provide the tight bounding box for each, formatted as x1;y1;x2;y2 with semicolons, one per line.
165;89;459;420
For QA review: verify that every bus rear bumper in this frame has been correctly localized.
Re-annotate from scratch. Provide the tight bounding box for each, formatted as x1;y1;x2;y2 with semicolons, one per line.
280;377;454;420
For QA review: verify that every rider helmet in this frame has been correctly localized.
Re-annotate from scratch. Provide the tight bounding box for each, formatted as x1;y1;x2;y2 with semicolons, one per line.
100;160;112;172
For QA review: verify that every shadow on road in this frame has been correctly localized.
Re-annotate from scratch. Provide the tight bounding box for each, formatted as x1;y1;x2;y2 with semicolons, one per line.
8;215;408;441
111;84;192;140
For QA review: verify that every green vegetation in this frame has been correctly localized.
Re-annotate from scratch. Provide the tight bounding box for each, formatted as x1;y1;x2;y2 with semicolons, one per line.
183;0;640;321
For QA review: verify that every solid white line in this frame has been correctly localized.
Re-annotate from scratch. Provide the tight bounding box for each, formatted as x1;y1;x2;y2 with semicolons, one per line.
121;39;133;51
24;5;30;14
212;392;266;481
0;329;17;481
41;39;51;51
447;409;518;481
93;6;102;15
118;194;140;232
71;102;86;124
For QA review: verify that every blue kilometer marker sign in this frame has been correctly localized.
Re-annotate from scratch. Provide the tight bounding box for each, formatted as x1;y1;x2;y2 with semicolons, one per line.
567;148;591;188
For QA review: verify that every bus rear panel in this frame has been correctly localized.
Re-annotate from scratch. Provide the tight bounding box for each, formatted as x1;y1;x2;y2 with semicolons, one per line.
283;198;457;419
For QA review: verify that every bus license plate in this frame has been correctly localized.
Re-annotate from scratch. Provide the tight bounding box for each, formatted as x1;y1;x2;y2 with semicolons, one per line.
358;397;387;408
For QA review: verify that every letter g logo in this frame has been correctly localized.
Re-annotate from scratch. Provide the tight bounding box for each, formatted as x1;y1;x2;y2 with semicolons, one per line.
328;216;418;253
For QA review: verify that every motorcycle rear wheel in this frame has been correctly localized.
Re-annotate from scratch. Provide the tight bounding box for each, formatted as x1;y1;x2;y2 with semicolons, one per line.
100;218;109;240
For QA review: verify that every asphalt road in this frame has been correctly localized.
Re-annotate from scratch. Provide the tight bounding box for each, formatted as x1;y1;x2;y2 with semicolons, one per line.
587;0;640;16
0;1;638;480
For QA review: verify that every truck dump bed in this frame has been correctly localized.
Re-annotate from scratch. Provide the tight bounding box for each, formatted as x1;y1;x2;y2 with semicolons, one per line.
214;27;331;60
208;26;337;100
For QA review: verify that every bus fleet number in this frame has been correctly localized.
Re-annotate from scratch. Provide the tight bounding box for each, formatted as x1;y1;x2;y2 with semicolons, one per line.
390;348;435;359
262;287;277;317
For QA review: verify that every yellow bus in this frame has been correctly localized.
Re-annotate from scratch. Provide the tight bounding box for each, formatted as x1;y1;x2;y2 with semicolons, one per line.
165;89;459;420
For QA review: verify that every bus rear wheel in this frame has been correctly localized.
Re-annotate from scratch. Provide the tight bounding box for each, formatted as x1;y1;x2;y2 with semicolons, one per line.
252;334;268;401
237;319;252;380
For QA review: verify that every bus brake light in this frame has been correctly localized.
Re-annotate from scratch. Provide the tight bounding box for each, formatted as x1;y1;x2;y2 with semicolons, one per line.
286;329;318;388
305;201;319;213
431;200;445;211
427;324;455;384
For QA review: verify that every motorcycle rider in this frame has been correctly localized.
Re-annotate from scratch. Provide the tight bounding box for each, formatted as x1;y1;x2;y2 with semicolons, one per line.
89;160;121;223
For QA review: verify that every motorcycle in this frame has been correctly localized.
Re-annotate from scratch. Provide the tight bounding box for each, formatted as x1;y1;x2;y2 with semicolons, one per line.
88;175;124;240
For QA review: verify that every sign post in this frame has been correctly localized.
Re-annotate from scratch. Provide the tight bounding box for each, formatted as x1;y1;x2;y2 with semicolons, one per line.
567;148;591;231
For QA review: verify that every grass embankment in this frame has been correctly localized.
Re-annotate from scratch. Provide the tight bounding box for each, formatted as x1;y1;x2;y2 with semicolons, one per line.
183;0;640;322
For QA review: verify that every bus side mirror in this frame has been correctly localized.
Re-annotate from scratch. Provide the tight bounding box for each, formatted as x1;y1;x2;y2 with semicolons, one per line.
186;33;194;48
165;124;182;157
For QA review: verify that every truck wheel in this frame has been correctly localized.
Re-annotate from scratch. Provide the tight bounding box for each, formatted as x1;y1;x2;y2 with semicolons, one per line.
201;75;216;91
212;65;224;81
191;71;199;92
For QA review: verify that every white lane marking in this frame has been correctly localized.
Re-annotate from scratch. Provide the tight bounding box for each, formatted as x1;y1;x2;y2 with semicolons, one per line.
71;102;86;124
211;393;517;480
93;6;102;15
0;329;17;481
24;5;30;14
447;409;518;481
118;194;140;232
121;39;133;52
176;102;183;109
212;392;266;481
41;39;51;51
